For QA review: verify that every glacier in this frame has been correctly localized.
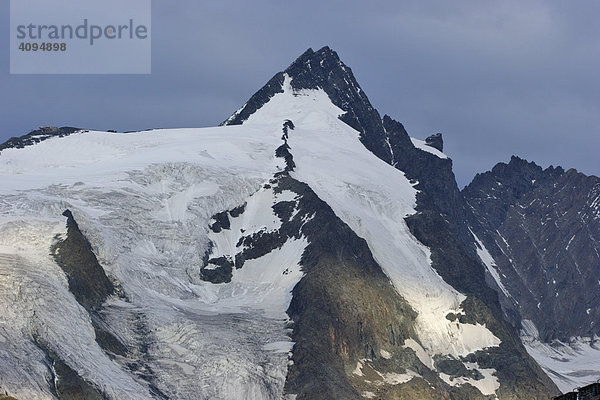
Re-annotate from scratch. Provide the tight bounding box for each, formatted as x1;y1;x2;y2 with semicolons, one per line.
0;70;510;399
0;125;303;399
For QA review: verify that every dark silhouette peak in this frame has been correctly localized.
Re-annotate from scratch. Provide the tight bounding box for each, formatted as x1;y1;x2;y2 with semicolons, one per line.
498;156;565;181
222;46;351;126
222;46;393;163
291;46;337;62
283;46;356;93
508;155;533;166
292;46;335;61
464;155;568;211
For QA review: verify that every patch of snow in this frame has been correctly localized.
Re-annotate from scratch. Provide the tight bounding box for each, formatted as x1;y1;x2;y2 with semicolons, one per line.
263;341;294;353
379;349;392;359
410;137;448;159
381;370;420;385
439;362;499;396
207;186;283;259
566;234;576;250
203;237;308;317
470;229;512;299
353;359;365;377
521;320;600;393
274;190;298;203
403;338;434;369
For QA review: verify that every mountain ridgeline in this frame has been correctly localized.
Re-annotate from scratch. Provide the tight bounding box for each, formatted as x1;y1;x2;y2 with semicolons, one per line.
223;46;584;399
0;46;597;400
463;157;600;342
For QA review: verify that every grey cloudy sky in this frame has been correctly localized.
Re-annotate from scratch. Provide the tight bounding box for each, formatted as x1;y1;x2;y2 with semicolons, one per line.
1;0;598;187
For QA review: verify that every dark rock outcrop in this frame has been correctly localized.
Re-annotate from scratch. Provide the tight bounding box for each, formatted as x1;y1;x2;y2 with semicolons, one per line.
425;133;444;152
554;382;600;400
47;351;106;400
0;127;81;153
278;175;419;400
52;210;115;311
32;336;107;400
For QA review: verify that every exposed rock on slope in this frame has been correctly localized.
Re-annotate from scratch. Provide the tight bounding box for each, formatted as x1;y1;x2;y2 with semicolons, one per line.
0;127;80;153
52;210;115;311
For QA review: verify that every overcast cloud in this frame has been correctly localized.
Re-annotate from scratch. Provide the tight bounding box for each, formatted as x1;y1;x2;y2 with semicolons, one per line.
1;0;598;187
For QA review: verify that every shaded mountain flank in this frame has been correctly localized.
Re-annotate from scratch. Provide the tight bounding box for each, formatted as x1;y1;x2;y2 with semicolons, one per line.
463;156;600;342
51;210;168;399
222;47;559;398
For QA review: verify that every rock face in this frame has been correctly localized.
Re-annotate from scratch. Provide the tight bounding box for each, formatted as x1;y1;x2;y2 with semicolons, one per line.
555;382;600;400
52;210;116;311
463;157;600;342
425;133;444;152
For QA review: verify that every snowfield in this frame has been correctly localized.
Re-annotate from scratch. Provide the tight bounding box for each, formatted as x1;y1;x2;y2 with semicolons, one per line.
0;125;302;399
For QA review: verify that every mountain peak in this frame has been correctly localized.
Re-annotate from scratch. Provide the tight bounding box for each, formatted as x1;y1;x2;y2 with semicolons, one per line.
289;46;337;65
223;46;393;163
283;46;346;91
463;155;567;230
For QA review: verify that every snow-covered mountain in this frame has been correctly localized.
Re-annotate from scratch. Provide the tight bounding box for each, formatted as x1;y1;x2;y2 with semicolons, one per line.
0;46;596;399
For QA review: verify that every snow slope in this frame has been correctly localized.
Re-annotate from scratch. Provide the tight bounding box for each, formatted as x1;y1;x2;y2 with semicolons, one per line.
521;320;600;393
471;229;512;299
410;137;448;159
0;126;304;399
